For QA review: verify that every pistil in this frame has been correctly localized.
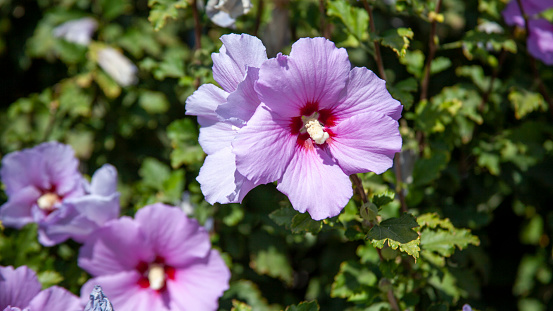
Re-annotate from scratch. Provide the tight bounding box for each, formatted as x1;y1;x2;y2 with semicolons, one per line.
301;112;329;144
37;193;61;211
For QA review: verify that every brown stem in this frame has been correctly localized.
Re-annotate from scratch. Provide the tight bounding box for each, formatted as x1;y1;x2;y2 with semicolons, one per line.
361;0;386;80
192;0;202;50
352;173;402;311
514;0;553;114
419;0;443;102
253;0;264;37
318;0;330;39
361;1;407;213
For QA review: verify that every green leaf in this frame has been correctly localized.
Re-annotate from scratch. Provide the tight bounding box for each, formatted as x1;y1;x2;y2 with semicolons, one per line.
430;57;452;75
367;213;419;243
139;90;169;114
223;280;281;311
421;228;480;266
98;0;130;20
331;261;378;301
291;213;322;234
509;88;547;120
327;0;369;43
251;246;294;285
285;301;320;311
371;191;395;208
232;300;253;311
389;77;418;110
269;206;298;227
37;271;63;289
399;50;424;78
148;0;188;31
381;27;414;58
416;213;454;231
167;118;205;168
139;157;171;190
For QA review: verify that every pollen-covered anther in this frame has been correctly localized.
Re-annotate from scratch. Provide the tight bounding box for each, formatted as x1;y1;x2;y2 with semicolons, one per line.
37;193;61;211
301;112;329;144
148;264;166;290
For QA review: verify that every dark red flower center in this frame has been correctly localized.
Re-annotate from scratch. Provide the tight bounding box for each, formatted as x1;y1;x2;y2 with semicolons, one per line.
136;256;176;292
289;101;336;149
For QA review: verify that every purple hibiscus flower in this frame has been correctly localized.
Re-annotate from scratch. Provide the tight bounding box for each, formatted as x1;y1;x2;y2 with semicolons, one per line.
0;141;120;246
0;265;81;311
502;0;553;65
185;33;268;204
78;203;230;311
232;37;402;220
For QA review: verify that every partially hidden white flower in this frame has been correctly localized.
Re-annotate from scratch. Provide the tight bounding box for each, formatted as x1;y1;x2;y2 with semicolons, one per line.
206;0;253;28
477;21;504;34
53;17;98;46
97;47;138;87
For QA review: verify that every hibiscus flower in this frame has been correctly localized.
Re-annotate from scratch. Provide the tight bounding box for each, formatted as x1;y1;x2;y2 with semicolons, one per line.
0;141;120;246
185;33;267;204
0;265;81;311
232;37;402;220
78;203;230;311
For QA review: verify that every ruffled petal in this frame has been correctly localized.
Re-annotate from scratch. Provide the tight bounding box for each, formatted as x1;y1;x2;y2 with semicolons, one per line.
528;19;553;65
185;84;229;127
196;148;241;204
327;112;402;175
36;142;83;197
256;37;350;118
89;164;118;197
0;266;41;310
335;67;403;121
167;250;230;311
80;272;169;311
28;286;81;311
134;204;211;268
0;186;41;229
198;122;237;155
78;217;154;276
212;34;267;93
216;66;261;125
277;146;352;220
0;149;45;196
233;104;297;184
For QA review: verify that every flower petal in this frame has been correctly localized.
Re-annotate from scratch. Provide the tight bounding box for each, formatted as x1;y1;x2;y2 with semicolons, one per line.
28;286;81;311
185;84;228;127
256;37;350;118
327;112;401;175
0;266;41;310
0;186;41;229
233;104;296;184
212;34;267;93
197;147;243;204
80;272;169;311
335;67;402;121
216;66;261;125
89;164;118;197
133;204;211;268
277;146;352;220
198;122;237;155
78;217;154;276
167;250;230;311
528;19;553;65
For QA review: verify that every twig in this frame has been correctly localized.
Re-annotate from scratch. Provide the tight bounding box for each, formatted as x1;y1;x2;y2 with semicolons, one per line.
191;0;202;50
318;0;330;39
361;0;407;213
419;0;443;102
361;0;386;80
253;0;264;37
351;174;402;311
514;0;553;114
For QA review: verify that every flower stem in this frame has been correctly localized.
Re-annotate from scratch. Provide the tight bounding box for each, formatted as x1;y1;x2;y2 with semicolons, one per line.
361;0;407;213
352;173;402;311
191;0;202;50
318;0;330;39
254;0;264;37
419;0;443;102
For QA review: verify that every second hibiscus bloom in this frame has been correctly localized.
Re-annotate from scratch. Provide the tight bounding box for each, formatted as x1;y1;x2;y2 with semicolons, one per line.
188;34;402;220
